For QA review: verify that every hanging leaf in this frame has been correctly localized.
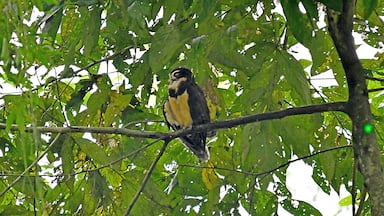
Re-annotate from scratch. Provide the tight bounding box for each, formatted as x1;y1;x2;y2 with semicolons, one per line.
82;6;102;57
280;0;313;47
202;162;220;190
356;0;378;19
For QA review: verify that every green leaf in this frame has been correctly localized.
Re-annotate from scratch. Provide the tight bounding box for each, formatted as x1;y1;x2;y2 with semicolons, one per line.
241;122;280;188
248;190;278;215
301;0;319;21
1;37;10;70
177;166;208;196
103;92;133;125
61;135;75;188
312;160;331;194
277;182;322;216
277;50;311;104
309;30;333;75
0;206;29;215
41;6;63;42
163;1;183;21
281;0;313;46
282;199;322;216
149;24;183;72
85;90;109;122
76;138;109;165
275;115;318;156
61;5;81;43
82;6;102;57
339;193;360;206
100;168;122;188
3;95;28;133
356;0;378;19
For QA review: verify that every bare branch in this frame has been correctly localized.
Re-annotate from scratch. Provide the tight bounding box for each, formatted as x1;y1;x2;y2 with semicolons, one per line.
0;101;348;202
0;124;166;139
123;140;169;216
42;46;134;87
0;101;348;140
365;76;384;82
368;87;384;93
179;145;352;177
0;145;352;181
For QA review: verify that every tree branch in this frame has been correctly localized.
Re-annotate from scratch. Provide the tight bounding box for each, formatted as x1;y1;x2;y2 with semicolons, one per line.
0;102;347;140
123;140;169;216
0;124;166;139
368;87;384;93
42;46;134;87
365;76;384;82
179;145;352;177
0;145;352;180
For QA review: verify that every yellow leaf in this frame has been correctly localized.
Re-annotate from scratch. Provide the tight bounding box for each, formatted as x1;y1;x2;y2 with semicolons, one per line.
202;162;220;190
203;78;221;121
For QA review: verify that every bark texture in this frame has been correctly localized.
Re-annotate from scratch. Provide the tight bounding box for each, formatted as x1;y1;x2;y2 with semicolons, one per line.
327;1;384;215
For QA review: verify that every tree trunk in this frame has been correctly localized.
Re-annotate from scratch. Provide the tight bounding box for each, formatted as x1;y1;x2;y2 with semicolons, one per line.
327;1;384;215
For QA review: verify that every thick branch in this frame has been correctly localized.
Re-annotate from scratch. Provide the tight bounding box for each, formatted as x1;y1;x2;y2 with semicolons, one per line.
0;102;347;139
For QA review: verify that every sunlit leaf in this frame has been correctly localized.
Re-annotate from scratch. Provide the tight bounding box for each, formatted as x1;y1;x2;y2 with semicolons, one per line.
281;0;313;47
356;0;378;19
202;162;220;190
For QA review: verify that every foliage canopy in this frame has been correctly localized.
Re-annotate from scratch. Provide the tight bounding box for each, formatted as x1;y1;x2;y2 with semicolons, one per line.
0;0;383;215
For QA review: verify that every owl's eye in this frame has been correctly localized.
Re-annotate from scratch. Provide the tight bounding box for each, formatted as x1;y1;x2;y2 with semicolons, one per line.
170;70;181;80
173;72;179;77
172;70;180;77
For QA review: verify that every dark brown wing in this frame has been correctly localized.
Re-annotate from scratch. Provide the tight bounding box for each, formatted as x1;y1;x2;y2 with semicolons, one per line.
187;82;211;125
182;82;210;161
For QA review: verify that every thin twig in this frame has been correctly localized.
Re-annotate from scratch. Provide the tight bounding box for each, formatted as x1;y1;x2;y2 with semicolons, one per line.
355;186;367;216
41;46;133;88
77;136;167;175
0;135;167;178
365;76;384;82
123;140;169;216
352;156;357;215
179;145;352;177
0;133;62;198
0;123;166;139
368;87;384;93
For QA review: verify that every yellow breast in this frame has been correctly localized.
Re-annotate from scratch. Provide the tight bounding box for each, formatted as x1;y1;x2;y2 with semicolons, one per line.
166;91;193;127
